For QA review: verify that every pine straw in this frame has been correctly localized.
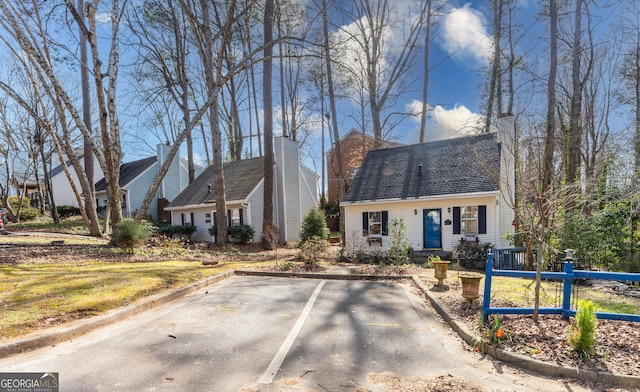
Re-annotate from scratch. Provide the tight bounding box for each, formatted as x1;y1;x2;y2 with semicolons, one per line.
424;274;640;377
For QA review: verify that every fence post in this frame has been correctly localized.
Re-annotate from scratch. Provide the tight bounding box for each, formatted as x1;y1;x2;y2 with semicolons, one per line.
482;253;494;321
562;261;573;319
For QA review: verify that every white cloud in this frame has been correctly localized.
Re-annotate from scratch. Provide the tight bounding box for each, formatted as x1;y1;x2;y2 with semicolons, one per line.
439;5;492;65
407;100;484;142
331;16;392;92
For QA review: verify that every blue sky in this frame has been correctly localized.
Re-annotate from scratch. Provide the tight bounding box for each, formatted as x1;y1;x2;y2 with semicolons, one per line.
119;1;528;167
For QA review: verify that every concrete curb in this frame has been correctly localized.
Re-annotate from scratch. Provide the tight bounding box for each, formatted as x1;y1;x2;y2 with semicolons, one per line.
411;275;640;389
2;268;638;389
0;270;235;359
235;269;409;281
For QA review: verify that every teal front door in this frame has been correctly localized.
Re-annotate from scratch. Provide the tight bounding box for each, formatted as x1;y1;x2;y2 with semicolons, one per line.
423;209;442;249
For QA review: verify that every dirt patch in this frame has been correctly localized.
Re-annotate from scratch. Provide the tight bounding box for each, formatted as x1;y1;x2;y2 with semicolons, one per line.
367;372;483;392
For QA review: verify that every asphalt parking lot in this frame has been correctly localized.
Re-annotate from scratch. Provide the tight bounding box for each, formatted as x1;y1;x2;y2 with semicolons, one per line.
0;276;597;391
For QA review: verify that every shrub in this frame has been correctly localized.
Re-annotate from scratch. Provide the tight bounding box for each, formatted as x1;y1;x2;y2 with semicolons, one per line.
299;235;329;268
111;219;157;249
18;206;41;221
228;224;255;244
159;225;197;241
386;217;411;266
7;195;30;210
56;205;81;219
7;196;40;221
453;239;492;269
300;208;327;243
568;299;597;359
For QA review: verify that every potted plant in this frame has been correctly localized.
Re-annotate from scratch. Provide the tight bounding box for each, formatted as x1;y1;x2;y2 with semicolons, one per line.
429;255;450;286
459;272;483;302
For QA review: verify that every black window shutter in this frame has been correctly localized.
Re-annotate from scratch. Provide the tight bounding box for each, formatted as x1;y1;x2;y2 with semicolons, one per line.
453;207;461;234
362;212;368;236
239;208;244;225
382;211;388;236
181;213;185;226
190;213;194;226
213;212;217;225
227;210;232;227
478;205;487;234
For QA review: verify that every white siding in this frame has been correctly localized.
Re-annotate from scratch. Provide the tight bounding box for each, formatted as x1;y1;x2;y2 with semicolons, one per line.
299;165;320;229
343;195;498;254
170;206;215;242
51;156;104;208
127;167;159;218
275;137;301;243
247;180;265;243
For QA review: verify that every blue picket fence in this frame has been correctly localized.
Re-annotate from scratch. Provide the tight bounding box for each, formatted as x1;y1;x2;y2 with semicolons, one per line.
482;253;640;322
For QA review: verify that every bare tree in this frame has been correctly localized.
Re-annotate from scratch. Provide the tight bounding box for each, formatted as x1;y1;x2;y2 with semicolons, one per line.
617;0;640;185
0;0;112;235
534;0;559;321
319;0;345;205
262;0;276;249
418;0;433;143
484;0;504;133
78;0;95;226
334;0;427;146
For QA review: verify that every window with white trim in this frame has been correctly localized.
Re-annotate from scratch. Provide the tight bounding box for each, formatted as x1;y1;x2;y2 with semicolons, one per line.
227;208;244;227
453;205;487;235
461;206;478;234
361;211;389;246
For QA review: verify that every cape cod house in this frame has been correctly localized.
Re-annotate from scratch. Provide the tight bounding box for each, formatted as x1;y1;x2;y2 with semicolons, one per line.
165;136;319;244
341;116;516;254
94;143;203;220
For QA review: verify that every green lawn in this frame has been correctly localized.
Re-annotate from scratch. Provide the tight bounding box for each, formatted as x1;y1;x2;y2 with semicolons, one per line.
429;271;640;315
0;259;254;341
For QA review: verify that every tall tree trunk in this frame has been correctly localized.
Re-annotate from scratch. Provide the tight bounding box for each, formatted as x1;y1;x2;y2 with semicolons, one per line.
536;0;559;322
323;0;344;203
567;0;583;192
634;30;640;186
277;4;288;139
198;0;233;244
485;0;503;133
78;0;94;227
78;0;101;234
262;0;276;249
419;0;432;144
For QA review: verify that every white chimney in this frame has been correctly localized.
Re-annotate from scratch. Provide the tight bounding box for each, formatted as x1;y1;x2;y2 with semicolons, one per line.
496;114;516;249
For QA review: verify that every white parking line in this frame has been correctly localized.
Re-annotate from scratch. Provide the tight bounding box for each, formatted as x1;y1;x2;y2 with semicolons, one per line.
258;280;326;384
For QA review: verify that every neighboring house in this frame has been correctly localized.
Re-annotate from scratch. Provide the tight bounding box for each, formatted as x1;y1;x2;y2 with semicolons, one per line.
49;154;104;208
165;136;319;244
341;117;516;254
95;143;203;220
12;172;42;202
326;129;401;206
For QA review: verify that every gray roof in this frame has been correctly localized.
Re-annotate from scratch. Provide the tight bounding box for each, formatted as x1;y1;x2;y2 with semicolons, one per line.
343;133;500;202
95;156;157;191
50;156;82;178
169;156;265;207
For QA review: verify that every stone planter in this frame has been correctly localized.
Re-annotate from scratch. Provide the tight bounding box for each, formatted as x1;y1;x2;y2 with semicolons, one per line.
432;260;451;285
460;273;483;302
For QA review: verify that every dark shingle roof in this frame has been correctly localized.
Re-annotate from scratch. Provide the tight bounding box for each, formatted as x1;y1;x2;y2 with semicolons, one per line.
95;156;157;191
50;156;82;178
169;156;265;207
343;133;500;202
